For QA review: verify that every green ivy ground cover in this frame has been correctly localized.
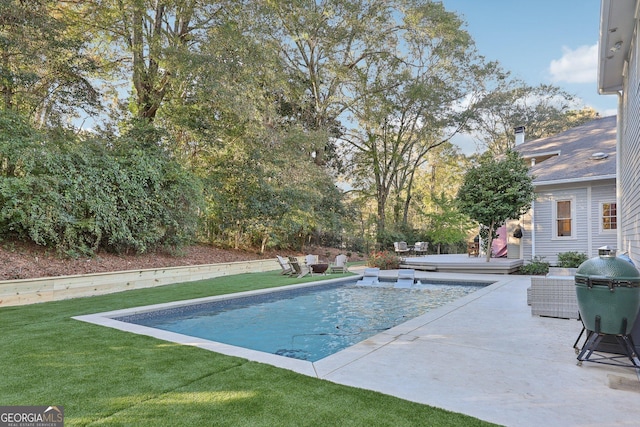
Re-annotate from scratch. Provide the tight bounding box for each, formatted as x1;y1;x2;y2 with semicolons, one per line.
0;271;497;426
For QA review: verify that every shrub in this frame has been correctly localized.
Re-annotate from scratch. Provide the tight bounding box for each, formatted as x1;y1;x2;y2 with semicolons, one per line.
557;251;588;268
0;113;203;256
367;251;400;270
519;256;549;275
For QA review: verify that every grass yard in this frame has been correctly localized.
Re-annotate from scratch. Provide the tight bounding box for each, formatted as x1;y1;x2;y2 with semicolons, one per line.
0;270;498;426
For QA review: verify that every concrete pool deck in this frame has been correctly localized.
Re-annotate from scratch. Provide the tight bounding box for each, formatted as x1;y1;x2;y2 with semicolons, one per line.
320;270;640;427
76;270;640;426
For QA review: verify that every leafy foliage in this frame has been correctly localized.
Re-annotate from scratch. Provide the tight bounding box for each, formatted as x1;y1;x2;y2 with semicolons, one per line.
0;112;202;255
469;78;599;156
338;1;496;237
456;150;535;261
519;256;550;275
367;251;401;270
0;0;100;123
0;1;596;258
425;192;475;254
557;251;588;268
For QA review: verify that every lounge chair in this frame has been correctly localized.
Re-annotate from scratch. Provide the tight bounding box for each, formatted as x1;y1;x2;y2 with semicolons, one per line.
288;256;310;278
394;269;415;288
394;241;411;256
276;255;292;275
356;267;380;285
329;254;349;274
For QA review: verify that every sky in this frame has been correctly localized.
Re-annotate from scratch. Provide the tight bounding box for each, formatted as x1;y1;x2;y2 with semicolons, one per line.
440;0;617;153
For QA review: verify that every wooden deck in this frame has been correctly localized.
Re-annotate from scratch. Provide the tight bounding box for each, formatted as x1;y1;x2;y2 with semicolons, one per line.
400;254;523;275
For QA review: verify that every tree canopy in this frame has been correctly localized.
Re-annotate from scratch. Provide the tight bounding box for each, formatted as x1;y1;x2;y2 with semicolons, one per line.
0;1;592;256
468;78;600;155
456;150;535;262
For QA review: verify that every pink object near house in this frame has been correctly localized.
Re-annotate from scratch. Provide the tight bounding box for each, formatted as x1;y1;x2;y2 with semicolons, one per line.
492;225;508;258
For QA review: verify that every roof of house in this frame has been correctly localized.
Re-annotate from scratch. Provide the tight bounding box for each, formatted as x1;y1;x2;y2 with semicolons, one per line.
513;115;617;185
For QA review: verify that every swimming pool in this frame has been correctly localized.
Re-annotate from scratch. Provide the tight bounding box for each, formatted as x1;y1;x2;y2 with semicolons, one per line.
111;279;488;362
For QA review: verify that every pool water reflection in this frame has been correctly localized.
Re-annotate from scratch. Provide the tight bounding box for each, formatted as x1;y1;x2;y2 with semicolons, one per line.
115;280;486;362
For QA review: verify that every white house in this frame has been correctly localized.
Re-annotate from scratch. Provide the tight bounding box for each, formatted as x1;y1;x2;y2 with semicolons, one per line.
598;0;640;263
512;116;618;265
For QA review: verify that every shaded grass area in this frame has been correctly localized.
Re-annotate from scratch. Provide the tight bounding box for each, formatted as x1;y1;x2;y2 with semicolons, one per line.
1;270;498;426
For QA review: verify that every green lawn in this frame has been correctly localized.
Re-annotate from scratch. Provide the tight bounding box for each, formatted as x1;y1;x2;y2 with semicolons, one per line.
0;270;498;426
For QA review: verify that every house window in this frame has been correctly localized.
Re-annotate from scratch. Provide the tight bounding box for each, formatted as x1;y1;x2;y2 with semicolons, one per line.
556;200;572;237
602;202;617;231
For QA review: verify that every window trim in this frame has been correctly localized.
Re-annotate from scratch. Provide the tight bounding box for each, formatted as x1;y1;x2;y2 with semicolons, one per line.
600;201;617;233
552;197;576;240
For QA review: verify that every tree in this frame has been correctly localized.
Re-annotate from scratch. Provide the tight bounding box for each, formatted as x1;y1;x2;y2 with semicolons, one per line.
341;1;497;238
201;135;347;252
0;0;100;125
249;0;448;166
408;144;473;251
76;0;229;123
425;192;474;254
469;79;598;155
456;150;534;262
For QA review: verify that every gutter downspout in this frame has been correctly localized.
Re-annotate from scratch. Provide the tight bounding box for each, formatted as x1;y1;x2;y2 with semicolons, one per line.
598;56;624;252
597;90;623;252
587;186;593;257
614;92;623;252
531;201;535;260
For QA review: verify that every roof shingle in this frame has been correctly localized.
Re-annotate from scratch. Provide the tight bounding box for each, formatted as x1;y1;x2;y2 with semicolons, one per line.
513;115;617;184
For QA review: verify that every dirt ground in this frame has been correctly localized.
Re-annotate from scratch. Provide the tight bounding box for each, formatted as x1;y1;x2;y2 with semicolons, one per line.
0;240;362;280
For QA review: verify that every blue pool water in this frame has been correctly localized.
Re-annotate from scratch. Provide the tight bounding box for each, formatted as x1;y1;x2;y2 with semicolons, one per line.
116;280;488;362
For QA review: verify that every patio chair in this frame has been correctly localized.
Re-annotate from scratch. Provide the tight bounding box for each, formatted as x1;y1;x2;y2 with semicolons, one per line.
394;269;415;288
288;256;311;278
305;254;319;266
356;267;380;285
276;255;292;275
329;254;349;274
394;241;411;255
414;242;428;255
467;241;479;257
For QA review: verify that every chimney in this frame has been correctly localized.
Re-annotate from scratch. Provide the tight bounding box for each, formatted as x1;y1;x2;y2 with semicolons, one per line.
514;126;525;145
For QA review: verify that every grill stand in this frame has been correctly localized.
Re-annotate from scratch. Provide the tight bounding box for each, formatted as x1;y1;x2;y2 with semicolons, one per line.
574;315;640;368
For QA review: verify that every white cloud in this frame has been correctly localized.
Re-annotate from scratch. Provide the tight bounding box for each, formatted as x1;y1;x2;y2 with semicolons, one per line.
548;44;598;84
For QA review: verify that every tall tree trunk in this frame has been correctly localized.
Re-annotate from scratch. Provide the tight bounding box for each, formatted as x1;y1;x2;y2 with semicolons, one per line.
0;50;13;110
377;191;387;239
130;2;168;121
485;221;494;263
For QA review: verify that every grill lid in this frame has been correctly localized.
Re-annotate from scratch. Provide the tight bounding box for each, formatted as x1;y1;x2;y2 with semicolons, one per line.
575;247;640;289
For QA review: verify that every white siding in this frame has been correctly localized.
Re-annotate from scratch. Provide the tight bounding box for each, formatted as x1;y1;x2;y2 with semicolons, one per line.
523;182;617;265
591;184;618;250
620;26;640;262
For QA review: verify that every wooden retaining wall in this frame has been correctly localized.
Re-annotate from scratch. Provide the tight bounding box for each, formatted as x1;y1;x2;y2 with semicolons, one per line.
0;259;277;308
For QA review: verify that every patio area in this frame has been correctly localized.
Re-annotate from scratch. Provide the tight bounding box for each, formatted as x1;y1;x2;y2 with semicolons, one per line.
317;270;640;426
400;253;523;274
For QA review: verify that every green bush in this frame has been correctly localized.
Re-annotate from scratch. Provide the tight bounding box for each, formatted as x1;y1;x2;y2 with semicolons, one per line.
557;251;588;268
0;112;203;256
519;256;549;275
367;250;401;270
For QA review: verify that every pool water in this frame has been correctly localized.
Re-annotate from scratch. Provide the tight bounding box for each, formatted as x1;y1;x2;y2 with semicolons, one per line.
116;281;486;362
